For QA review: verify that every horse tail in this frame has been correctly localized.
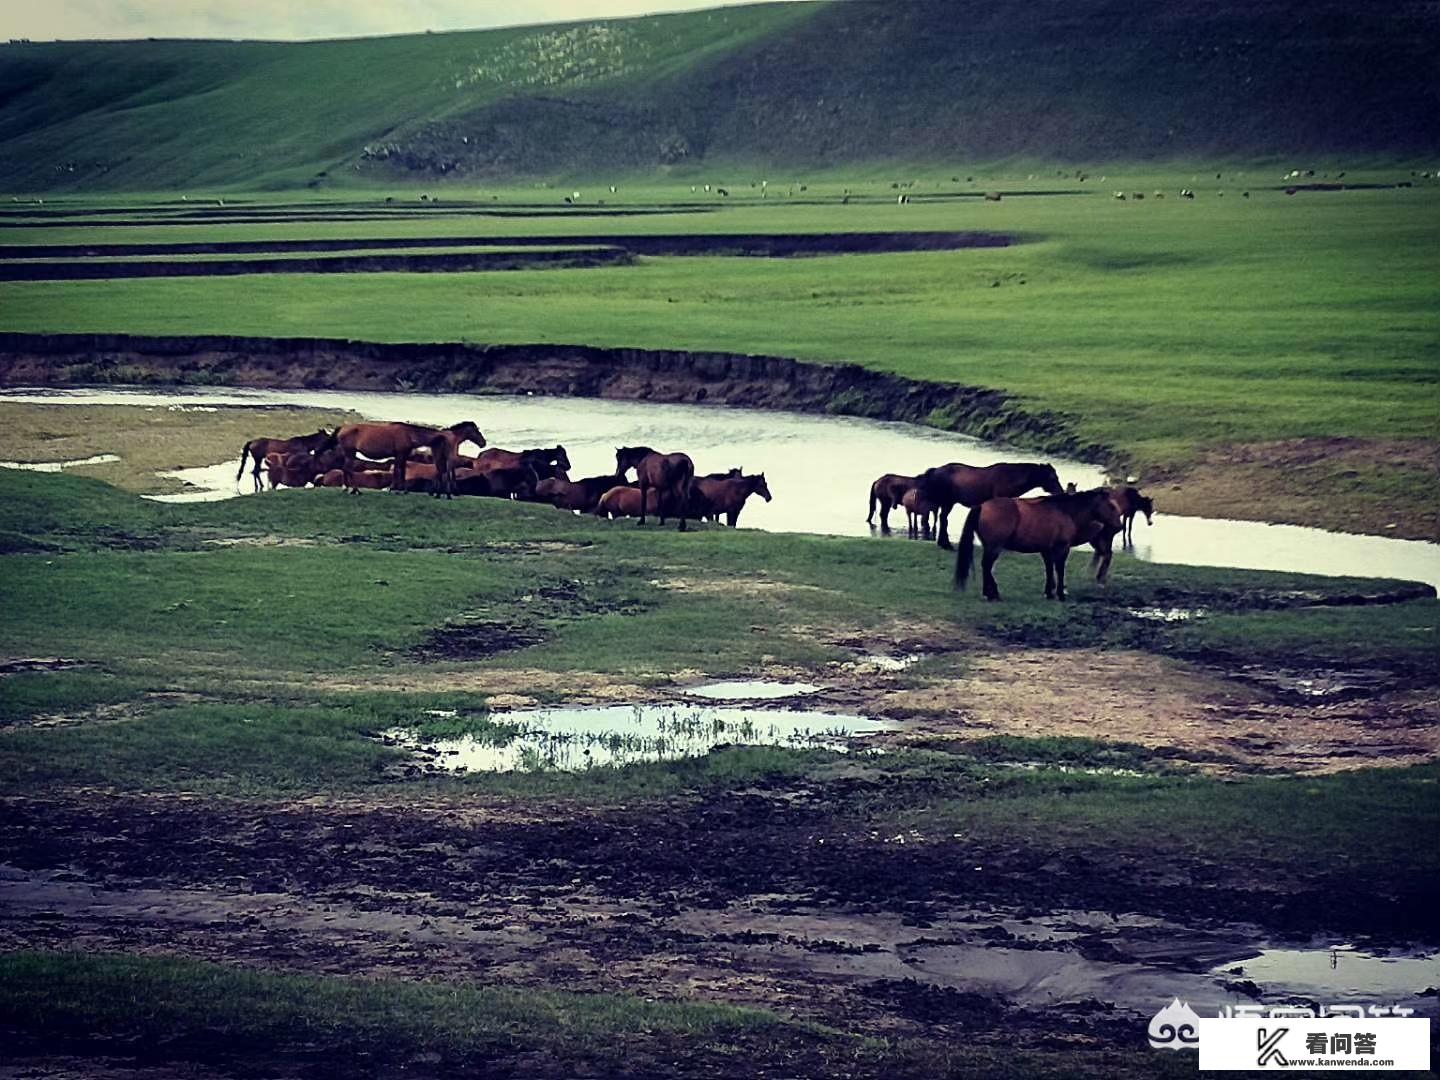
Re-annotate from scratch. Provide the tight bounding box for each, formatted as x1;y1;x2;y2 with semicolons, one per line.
955;504;981;590
236;441;253;484
867;481;878;523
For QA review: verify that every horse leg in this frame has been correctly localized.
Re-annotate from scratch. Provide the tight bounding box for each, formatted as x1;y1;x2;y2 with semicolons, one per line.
636;479;648;526
727;509;739;527
879;496;893;535
1093;536;1114;584
937;504;954;549
1053;545;1071;601
981;546;1002;601
1042;552;1056;599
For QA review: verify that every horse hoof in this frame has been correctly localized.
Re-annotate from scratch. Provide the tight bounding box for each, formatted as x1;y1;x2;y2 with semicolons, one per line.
937;540;953;550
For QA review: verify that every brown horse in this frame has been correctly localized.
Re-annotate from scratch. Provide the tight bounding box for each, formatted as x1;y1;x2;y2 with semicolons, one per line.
236;428;336;493
321;466;390;489
615;446;695;531
337;420;484;499
595;485;660;519
867;473;917;533
453;465;538;500
1109;485;1154;546
918;461;1065;548
902;487;937;539
536;474;622;513
265;447;346;490
955;488;1121;601
693;473;772;527
470;446;570;481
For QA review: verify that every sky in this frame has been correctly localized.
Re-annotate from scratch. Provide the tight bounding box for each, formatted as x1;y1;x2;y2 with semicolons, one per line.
2;1;800;42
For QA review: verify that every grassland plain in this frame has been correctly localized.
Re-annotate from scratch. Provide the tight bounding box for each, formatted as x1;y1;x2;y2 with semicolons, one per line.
1;467;1437;1076
2;180;1438;537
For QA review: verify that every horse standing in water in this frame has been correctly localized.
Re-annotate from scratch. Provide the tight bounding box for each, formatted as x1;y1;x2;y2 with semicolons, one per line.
236;429;336;493
694;473;772;526
337;421;484;499
615;446;695;531
1109;485;1154;546
866;473;917;533
955;488;1121;601
918;461;1065;548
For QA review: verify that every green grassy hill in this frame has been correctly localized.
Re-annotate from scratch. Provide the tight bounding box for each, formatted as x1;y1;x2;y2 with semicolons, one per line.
2;0;1437;191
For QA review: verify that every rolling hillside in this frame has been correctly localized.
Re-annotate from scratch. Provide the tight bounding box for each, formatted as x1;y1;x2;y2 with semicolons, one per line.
2;0;1437;191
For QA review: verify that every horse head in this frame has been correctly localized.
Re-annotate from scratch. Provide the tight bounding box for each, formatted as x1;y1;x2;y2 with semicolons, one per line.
452;421;486;450
1137;493;1155;526
749;473;773;502
551;445;572;473
1036;463;1064;496
615;446;652;475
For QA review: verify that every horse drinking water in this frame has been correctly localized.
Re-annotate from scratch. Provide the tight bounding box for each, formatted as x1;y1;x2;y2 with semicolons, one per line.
954;488;1121;601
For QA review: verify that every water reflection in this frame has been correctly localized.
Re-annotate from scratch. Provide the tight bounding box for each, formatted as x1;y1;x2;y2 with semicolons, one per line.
383;702;892;772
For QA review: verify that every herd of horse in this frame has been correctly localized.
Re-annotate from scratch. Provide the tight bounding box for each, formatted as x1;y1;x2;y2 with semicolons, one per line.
868;462;1155;600
236;422;1153;602
234;423;772;531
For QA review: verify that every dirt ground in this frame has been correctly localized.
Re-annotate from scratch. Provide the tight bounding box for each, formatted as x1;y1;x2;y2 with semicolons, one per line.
1151;437;1440;541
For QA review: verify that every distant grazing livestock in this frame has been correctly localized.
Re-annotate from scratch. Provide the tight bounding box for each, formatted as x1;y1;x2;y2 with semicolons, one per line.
866;472;917;533
984;191;1002;202
595;485;660;519
236;429;337;493
1180;189;1195;199
1113;191;1127;201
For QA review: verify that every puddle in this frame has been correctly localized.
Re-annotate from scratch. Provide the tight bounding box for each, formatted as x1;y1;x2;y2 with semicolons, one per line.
146;461;252;503
1214;948;1440;999
383;702;892;772
0;453;119;472
4;386;1438;587
1238;666;1389;701
1128;607;1207;622
684;680;822;700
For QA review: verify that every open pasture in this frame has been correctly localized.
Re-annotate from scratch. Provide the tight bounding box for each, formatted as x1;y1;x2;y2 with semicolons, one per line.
2;175;1437;537
3;174;1438;1078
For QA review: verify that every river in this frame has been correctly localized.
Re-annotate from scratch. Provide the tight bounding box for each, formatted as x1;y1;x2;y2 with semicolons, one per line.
3;386;1437;589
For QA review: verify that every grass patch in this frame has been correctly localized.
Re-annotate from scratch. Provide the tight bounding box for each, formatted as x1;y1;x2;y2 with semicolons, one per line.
0;669;148;726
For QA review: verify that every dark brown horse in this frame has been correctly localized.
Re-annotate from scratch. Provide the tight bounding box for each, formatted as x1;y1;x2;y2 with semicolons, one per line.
955;488;1121;601
236;428;336;493
694;473;772;527
535;473;622;513
337;420;484;499
1109;485;1154;546
453;465;538;500
615;446;695;531
866;473;917;533
918;461;1065;548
